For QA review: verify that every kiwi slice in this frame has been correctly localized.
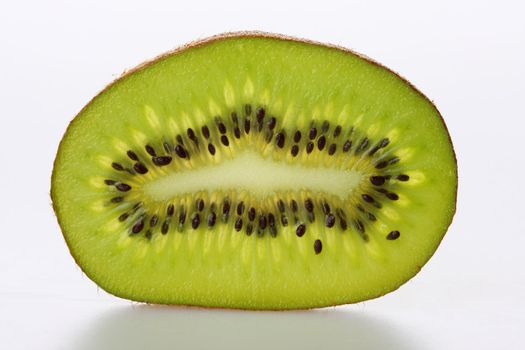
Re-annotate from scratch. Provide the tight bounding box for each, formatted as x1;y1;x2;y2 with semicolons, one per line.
51;32;457;310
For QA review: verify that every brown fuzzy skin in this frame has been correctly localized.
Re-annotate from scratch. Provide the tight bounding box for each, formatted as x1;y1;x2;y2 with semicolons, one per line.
50;31;457;310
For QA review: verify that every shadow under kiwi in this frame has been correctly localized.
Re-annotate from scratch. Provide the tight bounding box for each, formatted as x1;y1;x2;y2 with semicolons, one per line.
70;304;424;350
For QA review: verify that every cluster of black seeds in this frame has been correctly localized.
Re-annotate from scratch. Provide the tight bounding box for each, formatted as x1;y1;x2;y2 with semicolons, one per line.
104;104;407;254
108;104;404;175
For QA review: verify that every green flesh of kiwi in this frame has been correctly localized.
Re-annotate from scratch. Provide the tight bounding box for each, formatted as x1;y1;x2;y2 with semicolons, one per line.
51;32;457;310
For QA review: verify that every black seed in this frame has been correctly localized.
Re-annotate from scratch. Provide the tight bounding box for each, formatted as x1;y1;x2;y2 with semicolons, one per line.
388;157;400;165
387;230;400;240
321;121;330;133
133;162;148;174
145;145;156;156
355;219;365;233
328;143;336;155
317;136;326;151
336;208;347;220
296;224;306;237
191;214;200;229
377;157;399;168
265;130;274;143
325;214;336;228
370;176;386;186
268;213;275;227
197;199;204;211
367;212;376;221
379;138;390;148
245;104;252;115
267;117;276;130
355;138;369;154
246;223;253;235
290;145;299;156
314;239;322;254
118;213;129;221
150;215;158;227
397;174;410;181
269;226;277;237
234;127;241;139
153;156;172;166
231;112;239;125
333;125;342;137
174;145;187;159
306;142;314;153
281;215;288;226
308;212;315;223
256;107;265;124
259;215;267;230
187;128;197;142
111;196;123;203
275;132;285;148
362;194;375;203
248;207;256;221
235;217;243;231
386;192;399;200
221;135;229;146
208;143;216;155
309;127;317;140
176;135;184;145
220;209;229;223
112;162;124;171
277;200;285;213
294;131;302;143
217;122;227;134
222;200;231;215
367;148;379;157
374;188;389;194
367;146;381;157
162;221;169;234
244;118;251;134
116;183;131;192
343;140;352;152
104;179;116;185
304;198;314;212
132;218;144;234
167;204;174;217
237;201;245;215
163;142;172;153
290;200;298;212
201;125;210;139
375;160;388;169
207;212;216;227
178;209;186;225
322;202;331;215
127;150;138;161
368;138;389;156
145;230;152;239
340;219;348;230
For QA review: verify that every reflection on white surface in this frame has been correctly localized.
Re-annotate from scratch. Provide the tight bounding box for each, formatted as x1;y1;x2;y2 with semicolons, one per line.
72;305;423;350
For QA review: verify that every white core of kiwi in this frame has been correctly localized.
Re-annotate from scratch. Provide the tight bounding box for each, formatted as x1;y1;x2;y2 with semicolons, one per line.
142;151;363;201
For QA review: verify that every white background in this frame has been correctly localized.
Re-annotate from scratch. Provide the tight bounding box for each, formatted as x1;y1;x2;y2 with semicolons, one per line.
1;1;524;349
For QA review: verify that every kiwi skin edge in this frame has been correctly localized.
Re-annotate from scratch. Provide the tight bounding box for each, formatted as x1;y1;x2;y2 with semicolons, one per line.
50;31;457;310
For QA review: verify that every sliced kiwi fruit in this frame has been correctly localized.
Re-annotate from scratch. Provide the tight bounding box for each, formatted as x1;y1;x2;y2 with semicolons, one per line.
51;32;457;310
